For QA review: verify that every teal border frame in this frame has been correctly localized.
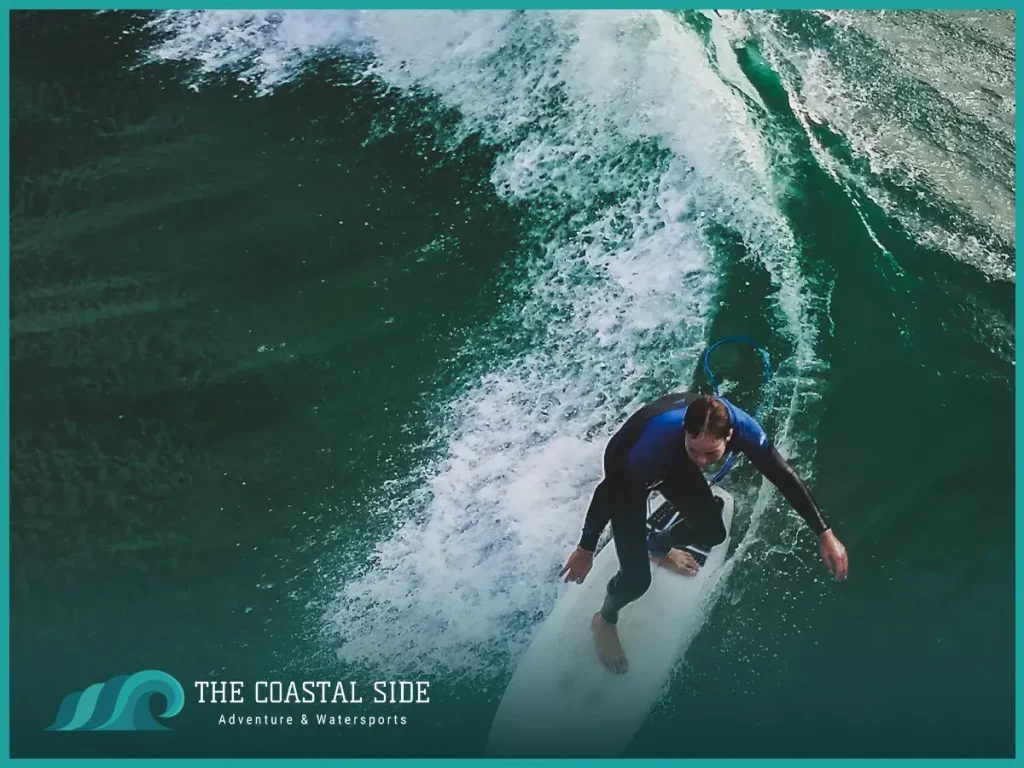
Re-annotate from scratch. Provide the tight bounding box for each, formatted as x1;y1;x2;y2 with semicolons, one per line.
3;2;1017;765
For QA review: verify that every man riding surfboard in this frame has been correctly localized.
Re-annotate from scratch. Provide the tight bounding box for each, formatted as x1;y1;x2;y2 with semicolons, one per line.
559;393;849;674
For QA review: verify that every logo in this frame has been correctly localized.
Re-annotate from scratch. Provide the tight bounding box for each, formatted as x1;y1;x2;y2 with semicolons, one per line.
46;670;185;731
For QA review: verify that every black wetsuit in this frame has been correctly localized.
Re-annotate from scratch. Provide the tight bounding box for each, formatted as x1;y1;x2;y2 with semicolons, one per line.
578;392;829;624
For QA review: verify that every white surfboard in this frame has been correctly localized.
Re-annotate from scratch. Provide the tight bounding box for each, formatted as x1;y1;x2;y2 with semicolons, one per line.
485;487;735;758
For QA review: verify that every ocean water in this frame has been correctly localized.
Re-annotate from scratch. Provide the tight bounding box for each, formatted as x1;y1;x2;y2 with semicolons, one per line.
11;9;1014;758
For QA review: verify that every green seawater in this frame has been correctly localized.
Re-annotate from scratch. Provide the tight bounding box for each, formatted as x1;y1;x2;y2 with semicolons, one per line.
11;9;1014;758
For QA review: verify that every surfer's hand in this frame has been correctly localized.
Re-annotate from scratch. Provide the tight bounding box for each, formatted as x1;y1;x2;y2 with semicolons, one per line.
819;530;848;581
559;548;594;584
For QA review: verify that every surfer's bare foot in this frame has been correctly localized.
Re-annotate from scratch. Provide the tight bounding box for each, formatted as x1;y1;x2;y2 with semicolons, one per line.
591;612;628;674
651;548;700;576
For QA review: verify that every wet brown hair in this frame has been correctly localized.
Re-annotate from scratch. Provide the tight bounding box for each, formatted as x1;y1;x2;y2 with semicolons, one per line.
683;395;731;439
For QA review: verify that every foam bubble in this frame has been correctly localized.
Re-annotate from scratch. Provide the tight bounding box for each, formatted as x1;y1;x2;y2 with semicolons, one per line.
145;11;370;94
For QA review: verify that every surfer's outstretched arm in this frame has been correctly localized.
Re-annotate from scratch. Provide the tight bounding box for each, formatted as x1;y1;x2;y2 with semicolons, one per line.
560;478;623;584
577;478;618;553
743;442;849;581
744;443;830;535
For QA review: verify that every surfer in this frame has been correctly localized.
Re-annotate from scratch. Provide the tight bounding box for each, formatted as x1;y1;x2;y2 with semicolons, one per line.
558;392;849;674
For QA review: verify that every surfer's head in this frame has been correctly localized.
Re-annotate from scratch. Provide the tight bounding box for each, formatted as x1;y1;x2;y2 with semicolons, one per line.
683;395;732;468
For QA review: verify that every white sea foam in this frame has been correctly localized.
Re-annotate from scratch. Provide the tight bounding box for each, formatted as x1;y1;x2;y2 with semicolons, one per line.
147;10;826;678
718;10;1015;283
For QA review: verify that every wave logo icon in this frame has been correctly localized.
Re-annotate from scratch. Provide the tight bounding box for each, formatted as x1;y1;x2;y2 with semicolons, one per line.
46;670;185;731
